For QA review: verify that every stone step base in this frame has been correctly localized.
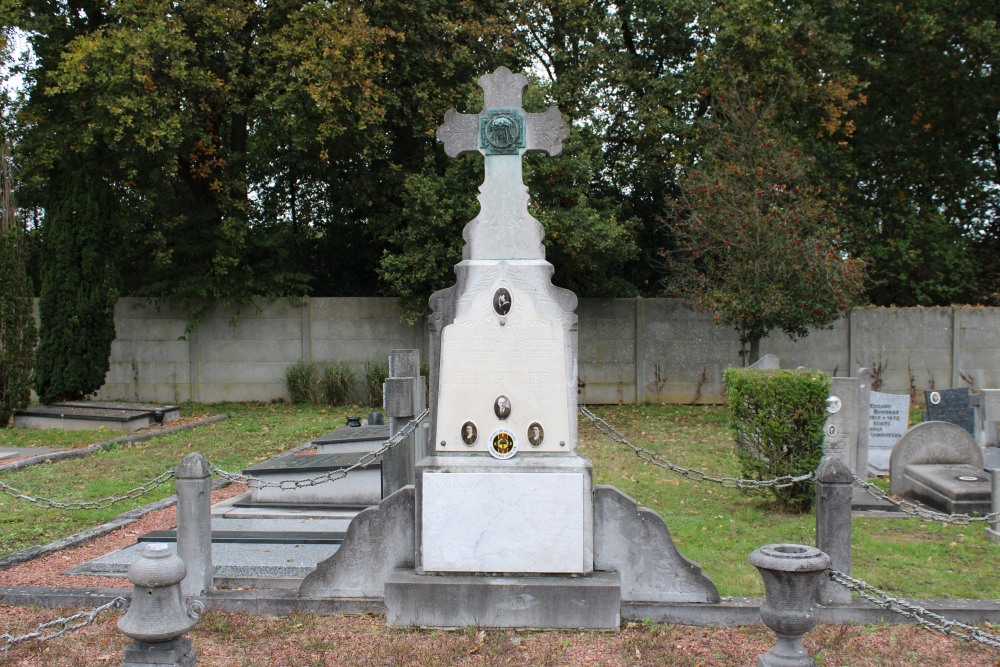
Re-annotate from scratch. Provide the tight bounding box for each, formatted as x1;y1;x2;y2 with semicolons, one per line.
385;569;621;630
137;529;345;545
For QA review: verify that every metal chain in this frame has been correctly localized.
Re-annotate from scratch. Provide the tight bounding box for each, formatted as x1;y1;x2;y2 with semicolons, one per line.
213;408;430;488
1;597;127;653
579;405;814;489
827;569;1000;648
852;474;1000;525
0;469;176;510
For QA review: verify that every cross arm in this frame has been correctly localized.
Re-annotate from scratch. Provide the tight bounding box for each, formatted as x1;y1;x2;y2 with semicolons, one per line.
436;109;480;158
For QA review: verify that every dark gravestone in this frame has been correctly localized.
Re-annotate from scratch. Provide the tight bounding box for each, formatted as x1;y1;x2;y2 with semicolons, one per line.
923;388;976;437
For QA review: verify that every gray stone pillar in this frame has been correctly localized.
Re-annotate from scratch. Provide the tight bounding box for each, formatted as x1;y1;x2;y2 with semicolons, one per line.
815;457;852;605
175;453;212;598
384;350;422;496
856;367;871;478
987;468;1000;545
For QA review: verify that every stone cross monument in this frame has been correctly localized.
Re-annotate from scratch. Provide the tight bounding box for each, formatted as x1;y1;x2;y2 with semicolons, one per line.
301;68;719;629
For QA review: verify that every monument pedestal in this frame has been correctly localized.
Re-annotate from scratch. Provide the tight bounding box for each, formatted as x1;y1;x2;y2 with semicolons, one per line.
385;569;621;629
416;455;593;574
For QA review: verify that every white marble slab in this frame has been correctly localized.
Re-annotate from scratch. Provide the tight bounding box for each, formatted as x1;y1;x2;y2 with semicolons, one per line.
421;471;587;573
436;272;571;454
868;391;910;474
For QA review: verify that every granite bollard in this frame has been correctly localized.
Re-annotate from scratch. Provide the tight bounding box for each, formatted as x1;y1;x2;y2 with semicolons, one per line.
988;469;1000;545
176;452;213;598
815;458;852;605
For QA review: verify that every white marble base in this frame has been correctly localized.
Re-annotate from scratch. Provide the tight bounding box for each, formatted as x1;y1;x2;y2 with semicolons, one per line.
417;455;593;574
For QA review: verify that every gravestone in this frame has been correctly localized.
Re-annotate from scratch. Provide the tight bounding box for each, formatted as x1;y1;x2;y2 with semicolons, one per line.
866;391;910;475
889;421;990;515
302;67;719;628
823;377;859;473
974;388;1000;448
923;388;975;437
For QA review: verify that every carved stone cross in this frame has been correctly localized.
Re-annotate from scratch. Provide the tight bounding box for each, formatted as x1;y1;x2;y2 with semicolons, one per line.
436;67;569;261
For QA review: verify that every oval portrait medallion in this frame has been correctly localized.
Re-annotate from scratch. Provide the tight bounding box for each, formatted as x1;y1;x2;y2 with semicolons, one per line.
461;421;478;446
494;395;511;420
493;287;512;316
489;429;518;460
527;422;544;447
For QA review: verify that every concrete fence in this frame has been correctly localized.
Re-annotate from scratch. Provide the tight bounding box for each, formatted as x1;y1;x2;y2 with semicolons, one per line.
85;298;1000;405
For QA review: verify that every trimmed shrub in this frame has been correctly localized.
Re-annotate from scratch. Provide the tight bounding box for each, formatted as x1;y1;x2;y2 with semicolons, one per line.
320;362;357;405
284;361;318;404
723;367;830;511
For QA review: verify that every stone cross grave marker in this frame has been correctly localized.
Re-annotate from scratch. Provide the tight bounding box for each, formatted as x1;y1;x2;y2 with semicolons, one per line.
436;66;568;262
422;67;589;575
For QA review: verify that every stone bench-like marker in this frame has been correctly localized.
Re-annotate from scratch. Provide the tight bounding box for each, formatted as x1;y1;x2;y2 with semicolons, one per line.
889;421;991;515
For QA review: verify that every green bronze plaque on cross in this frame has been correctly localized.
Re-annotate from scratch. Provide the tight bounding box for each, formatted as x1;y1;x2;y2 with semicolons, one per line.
479;109;525;155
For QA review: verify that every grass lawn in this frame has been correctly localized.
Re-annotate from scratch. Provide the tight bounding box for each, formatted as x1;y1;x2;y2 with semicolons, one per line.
1;402;997;601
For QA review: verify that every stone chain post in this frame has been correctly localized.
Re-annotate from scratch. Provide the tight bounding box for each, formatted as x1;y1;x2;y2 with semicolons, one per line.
815;457;852;605
175;452;213;598
383;350;425;496
988;468;1000;545
118;543;203;667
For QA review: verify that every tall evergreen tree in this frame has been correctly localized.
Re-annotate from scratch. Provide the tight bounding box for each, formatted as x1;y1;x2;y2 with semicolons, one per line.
33;163;119;404
0;135;35;426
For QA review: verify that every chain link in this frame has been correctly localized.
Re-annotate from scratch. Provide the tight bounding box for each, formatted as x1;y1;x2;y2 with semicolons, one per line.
827;569;1000;648
1;597;127;652
0;469;176;510
213;408;430;488
852;474;1000;525
579;405;814;490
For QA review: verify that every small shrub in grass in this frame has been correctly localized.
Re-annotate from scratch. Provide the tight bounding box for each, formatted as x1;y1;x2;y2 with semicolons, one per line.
723;367;830;511
320;362;357;405
362;359;389;406
284;361;318;404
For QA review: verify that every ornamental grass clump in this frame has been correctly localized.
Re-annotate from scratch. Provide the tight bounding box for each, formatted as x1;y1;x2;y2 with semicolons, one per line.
724;368;830;511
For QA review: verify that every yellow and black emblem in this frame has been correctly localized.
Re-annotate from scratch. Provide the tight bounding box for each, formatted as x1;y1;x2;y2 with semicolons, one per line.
489;429;518;460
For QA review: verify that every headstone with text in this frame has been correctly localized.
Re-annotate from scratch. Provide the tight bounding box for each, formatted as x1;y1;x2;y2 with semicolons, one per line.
823;377;859;474
867;391;910;475
923;388;976;437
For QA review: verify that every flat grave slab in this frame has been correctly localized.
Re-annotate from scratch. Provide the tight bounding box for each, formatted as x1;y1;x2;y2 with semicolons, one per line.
70;541;340;580
137;529;345;545
243;453;382;506
12;402;180;432
0;446;60;461
902;463;992;515
313;424;389;454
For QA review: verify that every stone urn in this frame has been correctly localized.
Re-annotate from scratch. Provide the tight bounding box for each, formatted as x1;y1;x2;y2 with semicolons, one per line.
749;544;831;667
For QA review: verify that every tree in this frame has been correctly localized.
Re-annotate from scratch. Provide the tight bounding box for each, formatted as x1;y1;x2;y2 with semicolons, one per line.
825;0;999;306
0;134;35;426
33;163;120;403
665;97;866;364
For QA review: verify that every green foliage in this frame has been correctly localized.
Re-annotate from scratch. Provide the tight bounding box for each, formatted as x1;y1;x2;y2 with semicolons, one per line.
666;97;866;362
0;139;36;426
319;362;357;406
33;165;120;404
723;368;830;511
361;359;389;407
284;361;319;405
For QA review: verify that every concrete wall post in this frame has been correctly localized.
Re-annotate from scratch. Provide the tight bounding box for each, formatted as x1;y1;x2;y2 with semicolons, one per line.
815;457;852;605
175;453;213;598
384;350;421;496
